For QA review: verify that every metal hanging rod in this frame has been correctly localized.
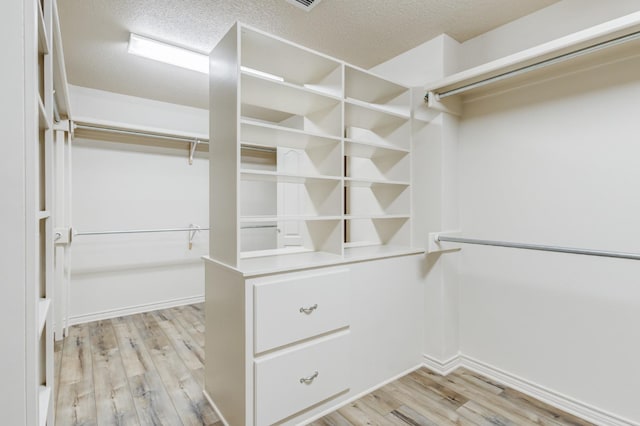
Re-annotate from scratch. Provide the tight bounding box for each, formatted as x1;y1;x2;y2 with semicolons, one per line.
74;123;210;145
432;29;640;100
436;235;640;261
74;224;278;236
74;226;210;236
241;144;277;153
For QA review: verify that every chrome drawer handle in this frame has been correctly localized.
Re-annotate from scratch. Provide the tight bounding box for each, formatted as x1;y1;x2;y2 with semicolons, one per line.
299;371;319;384
299;304;318;314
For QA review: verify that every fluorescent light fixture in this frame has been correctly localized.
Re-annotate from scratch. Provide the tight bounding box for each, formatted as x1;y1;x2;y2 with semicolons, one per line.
127;33;285;82
127;33;208;74
240;66;284;82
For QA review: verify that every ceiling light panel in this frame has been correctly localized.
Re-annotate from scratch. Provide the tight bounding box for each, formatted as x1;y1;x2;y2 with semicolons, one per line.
127;33;208;74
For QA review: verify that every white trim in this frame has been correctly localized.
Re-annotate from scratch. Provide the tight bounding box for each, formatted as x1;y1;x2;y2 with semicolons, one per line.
203;390;230;426
301;363;423;425
67;295;204;325
422;352;462;376
457;355;639;426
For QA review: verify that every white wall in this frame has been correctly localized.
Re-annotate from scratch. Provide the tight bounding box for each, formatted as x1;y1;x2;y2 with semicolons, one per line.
458;48;640;425
0;0;27;423
68;86;209;322
371;0;640;423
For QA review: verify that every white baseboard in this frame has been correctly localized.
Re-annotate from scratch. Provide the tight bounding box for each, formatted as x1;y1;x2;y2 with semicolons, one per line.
420;353;637;426
68;295;204;325
422;352;462;376
203;390;230;426
459;355;638;426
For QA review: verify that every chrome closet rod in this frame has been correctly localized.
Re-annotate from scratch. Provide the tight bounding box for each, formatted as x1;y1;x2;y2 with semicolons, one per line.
433;29;640;100
241;144;277;153
74;123;210;145
436;235;640;261
74;227;210;236
74;225;278;236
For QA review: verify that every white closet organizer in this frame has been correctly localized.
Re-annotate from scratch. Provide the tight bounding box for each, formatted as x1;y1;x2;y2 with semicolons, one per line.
28;0;66;423
205;23;424;426
210;23;420;268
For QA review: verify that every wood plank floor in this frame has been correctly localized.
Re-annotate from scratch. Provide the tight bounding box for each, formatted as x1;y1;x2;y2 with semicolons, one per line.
54;304;221;426
55;304;593;426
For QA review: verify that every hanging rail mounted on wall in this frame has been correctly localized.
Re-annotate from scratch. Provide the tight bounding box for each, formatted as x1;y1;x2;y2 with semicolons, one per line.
428;232;640;261
423;9;640;109
73;122;209;165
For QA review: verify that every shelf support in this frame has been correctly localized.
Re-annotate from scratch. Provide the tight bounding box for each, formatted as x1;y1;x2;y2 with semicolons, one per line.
189;139;200;165
54;227;71;244
425;92;462;116
427;231;462;254
188;224;201;250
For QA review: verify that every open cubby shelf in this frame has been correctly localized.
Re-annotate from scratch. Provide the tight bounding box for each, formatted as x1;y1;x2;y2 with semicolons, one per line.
210;23;420;266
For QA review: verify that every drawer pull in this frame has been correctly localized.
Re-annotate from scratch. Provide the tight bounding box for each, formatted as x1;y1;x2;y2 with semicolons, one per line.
299;304;318;314
299;371;319;384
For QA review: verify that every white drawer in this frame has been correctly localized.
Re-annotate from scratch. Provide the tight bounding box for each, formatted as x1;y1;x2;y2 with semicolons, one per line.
254;332;350;426
253;268;349;353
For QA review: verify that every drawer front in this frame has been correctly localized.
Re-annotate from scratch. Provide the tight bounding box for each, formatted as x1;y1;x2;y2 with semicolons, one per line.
254;332;350;426
254;268;349;353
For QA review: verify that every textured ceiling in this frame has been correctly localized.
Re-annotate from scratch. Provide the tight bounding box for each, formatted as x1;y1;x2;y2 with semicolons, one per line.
58;0;559;110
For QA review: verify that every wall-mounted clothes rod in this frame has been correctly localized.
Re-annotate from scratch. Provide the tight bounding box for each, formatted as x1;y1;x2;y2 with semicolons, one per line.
74;224;277;236
73;226;210;236
74;122;209;165
241;144;277;154
430;29;640;100
435;234;640;261
74;122;210;145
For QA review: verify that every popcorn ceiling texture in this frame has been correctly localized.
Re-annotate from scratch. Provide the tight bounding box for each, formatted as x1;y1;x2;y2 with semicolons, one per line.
58;0;558;109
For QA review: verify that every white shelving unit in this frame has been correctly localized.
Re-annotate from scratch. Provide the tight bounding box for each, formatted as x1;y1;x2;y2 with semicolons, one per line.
205;28;424;425
27;0;68;424
209;23;417;267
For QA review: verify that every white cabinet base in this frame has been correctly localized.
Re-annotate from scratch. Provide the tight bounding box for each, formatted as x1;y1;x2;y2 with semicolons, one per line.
204;253;424;426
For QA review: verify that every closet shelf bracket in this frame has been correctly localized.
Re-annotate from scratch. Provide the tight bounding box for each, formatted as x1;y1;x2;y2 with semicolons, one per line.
54;228;71;245
427;231;462;254
425;92;462;116
189;139;200;165
188;224;201;250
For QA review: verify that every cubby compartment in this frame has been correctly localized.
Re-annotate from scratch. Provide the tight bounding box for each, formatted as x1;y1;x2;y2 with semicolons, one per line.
345;66;410;117
345;150;409;183
344;103;411;151
241;219;343;257
344;182;410;217
241;72;342;137
241;124;342;178
345;217;410;248
240;176;342;218
241;26;342;98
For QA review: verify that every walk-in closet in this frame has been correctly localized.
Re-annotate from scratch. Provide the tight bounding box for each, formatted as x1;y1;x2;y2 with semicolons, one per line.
3;0;640;425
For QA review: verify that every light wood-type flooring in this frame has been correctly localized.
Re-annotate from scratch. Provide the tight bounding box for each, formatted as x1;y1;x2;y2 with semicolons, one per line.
55;304;593;426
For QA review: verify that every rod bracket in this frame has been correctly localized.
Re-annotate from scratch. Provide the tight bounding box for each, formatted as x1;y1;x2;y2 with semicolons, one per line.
426;91;462;116
189;139;200;165
54;227;71;245
427;231;461;254
188;224;200;250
